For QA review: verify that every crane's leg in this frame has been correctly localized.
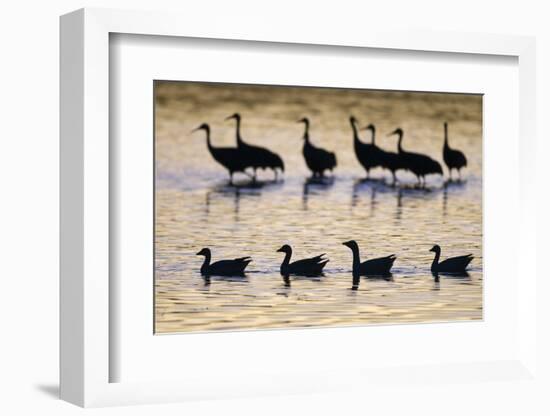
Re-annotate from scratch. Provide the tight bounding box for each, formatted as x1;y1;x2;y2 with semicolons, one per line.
229;171;233;185
392;171;397;187
458;169;462;181
448;168;453;181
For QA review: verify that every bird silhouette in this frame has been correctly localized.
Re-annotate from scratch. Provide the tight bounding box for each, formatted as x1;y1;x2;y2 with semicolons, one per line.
342;240;396;289
196;248;251;276
442;122;467;180
298;118;337;178
389;128;443;187
350;117;383;179
429;244;473;274
276;244;329;277
225;113;285;180
362;124;403;185
192;123;249;184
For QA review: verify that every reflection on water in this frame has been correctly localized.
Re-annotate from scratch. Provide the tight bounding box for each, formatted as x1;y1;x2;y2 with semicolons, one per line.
155;81;483;334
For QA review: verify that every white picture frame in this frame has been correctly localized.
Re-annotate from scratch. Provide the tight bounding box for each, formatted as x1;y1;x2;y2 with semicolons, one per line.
60;7;538;408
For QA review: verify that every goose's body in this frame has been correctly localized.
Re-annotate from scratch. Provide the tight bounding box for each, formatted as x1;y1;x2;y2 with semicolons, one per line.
192;124;248;184
299;118;337;177
343;240;396;288
442;122;467;179
390;128;443;186
429;245;473;274
196;248;251;276
226;113;285;180
277;244;328;277
350;117;383;178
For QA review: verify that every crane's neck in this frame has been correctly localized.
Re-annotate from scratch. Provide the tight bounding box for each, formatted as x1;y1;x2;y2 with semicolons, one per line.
204;127;213;150
200;253;211;274
302;121;310;143
351;120;361;145
397;131;404;153
443;124;449;149
235;118;243;145
370;127;376;145
431;251;440;272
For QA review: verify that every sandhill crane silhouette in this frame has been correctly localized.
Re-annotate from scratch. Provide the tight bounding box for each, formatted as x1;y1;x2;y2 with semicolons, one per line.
298;118;337;178
442;122;467;180
349;116;383;179
192;123;249;184
225;113;284;181
196;247;252;277
277;244;329;277
362;124;403;185
389;128;443;187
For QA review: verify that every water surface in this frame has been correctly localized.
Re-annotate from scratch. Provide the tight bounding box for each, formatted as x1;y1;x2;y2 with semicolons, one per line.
154;82;483;334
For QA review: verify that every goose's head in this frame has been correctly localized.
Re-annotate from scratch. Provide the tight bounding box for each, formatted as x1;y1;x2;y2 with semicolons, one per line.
191;123;209;133
276;244;292;254
224;113;241;121
429;245;441;254
388;128;403;137
196;248;211;257
342;240;359;251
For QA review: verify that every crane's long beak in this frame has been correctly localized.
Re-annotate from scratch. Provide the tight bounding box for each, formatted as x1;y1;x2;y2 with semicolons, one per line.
224;114;235;121
191;126;201;133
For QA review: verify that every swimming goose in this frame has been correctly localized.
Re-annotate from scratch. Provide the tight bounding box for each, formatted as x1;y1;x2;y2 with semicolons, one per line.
442;122;467;180
277;244;328;277
298;118;337;177
429;244;473;274
196;248;251;276
342;240;396;278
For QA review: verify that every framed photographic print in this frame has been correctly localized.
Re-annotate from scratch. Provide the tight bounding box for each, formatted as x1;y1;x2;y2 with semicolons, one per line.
60;7;540;408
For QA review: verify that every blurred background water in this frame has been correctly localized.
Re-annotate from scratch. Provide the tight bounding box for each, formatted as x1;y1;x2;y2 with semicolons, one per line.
154;81;482;334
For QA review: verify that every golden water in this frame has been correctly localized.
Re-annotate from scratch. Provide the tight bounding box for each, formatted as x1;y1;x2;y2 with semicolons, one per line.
154;81;482;334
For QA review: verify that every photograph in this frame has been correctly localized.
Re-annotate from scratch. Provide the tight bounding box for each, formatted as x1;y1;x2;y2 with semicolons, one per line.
154;81;483;334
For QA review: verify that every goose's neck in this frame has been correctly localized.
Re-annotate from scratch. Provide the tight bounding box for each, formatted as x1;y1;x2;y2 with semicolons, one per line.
431;251;440;272
350;246;361;277
200;253;211;274
281;250;292;267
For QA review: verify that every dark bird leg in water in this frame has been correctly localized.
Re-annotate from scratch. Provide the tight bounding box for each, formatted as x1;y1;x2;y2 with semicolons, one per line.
283;275;291;287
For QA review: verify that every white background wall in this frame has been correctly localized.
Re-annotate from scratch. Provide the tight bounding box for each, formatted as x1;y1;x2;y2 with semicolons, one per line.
0;1;548;415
